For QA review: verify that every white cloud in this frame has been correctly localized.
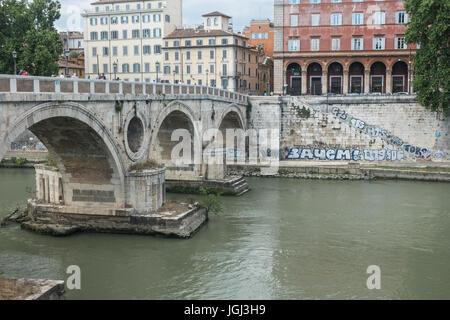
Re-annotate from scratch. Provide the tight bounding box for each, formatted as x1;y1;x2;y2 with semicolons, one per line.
55;0;273;32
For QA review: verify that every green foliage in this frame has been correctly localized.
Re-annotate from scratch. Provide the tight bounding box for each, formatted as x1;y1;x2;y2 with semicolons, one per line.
69;50;79;59
278;168;291;175
405;0;450;116
0;0;62;76
46;153;57;167
199;187;223;215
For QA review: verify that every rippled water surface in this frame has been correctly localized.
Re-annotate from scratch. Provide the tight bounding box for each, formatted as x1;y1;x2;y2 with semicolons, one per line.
1;168;449;299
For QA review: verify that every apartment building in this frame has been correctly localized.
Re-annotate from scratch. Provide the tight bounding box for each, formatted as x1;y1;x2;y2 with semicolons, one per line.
243;19;275;58
274;0;417;95
82;0;182;81
162;12;265;95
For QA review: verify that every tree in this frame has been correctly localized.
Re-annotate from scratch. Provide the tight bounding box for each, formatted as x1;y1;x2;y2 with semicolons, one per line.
0;0;62;76
405;0;450;116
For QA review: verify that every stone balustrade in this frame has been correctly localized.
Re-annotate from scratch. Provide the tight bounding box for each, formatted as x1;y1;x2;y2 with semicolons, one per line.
0;74;248;105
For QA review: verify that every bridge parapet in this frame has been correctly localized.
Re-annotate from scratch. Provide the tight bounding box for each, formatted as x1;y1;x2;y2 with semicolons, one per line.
0;74;248;105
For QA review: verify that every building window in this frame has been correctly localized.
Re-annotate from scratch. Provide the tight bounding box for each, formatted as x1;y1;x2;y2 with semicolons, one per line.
164;66;170;74
143;29;151;38
123;46;128;56
103;64;108;73
221;38;228;45
93;64;98;74
373;12;386;25
133;63;140;73
330;14;342;26
352;13;364;25
210;50;214;59
222;64;227;76
198;65;202;74
154;14;161;22
288;39;300;51
311;14;320;26
92;47;97;57
373;37;385;50
351;38;364;50
143;45;151;55
222;50;227;59
396;12;408;24
154;45;162;54
311;38;320;51
134;45;139;55
153;28;161;38
395;37;407;50
111;16;118;24
112;46;118;56
332;38;340;51
186;51;191;60
132;15;139;23
132;29;140;39
90;32;98;40
102;47;109;56
111;31;119;40
185;40;192;46
290;15;299;27
143;15;150;23
123;30;128;39
122;63;129;73
198;51;202;60
121;16;128;24
101;31;108;40
186;65;191;74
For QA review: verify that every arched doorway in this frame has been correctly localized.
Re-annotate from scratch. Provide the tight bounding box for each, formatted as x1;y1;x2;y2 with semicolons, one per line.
349;62;365;94
370;62;386;93
328;62;343;94
307;63;322;95
392;61;408;93
286;63;302;96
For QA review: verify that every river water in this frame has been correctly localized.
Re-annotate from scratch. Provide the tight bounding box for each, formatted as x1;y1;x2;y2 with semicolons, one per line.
0;168;449;299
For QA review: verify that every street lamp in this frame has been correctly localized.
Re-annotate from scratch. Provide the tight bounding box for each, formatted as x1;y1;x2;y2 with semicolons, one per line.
64;49;70;77
113;61;118;80
12;50;17;75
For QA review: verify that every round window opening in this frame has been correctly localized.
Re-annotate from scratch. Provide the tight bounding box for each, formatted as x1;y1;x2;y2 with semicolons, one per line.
127;116;144;153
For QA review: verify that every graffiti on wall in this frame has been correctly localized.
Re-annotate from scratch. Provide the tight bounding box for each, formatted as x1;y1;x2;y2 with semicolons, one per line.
286;147;407;162
330;107;432;159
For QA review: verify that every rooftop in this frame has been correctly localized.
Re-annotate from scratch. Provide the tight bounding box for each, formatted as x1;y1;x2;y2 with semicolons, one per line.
202;11;232;19
165;27;247;40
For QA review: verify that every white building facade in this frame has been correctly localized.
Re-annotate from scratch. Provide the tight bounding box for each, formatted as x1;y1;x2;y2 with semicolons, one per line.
83;0;182;81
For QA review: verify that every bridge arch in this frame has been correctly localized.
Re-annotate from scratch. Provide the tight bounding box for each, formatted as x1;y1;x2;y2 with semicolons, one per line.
150;101;202;175
1;102;126;206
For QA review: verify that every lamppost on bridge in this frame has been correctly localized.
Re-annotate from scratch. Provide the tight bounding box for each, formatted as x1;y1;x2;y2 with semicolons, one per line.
64;49;70;77
113;60;118;80
12;50;17;75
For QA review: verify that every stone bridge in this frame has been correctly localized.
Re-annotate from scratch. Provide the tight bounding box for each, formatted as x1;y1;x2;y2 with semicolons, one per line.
0;75;249;213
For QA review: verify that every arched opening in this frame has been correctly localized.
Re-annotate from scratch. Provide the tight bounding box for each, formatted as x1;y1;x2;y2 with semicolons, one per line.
28;116;123;207
392;61;408;93
307;63;322;95
328;62;343;94
286;63;302;96
154;110;195;167
349;62;365;94
127;116;144;153
370;62;386;93
219;111;245;164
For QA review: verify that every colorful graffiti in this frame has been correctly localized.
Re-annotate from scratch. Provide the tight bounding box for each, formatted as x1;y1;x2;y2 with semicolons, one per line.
286;147;407;162
330;107;432;159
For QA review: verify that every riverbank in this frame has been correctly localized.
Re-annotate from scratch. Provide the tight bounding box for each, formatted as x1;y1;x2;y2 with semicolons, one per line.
0;277;64;300
228;161;450;182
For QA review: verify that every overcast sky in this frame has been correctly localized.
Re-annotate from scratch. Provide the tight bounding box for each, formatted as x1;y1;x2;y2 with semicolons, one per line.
56;0;274;32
